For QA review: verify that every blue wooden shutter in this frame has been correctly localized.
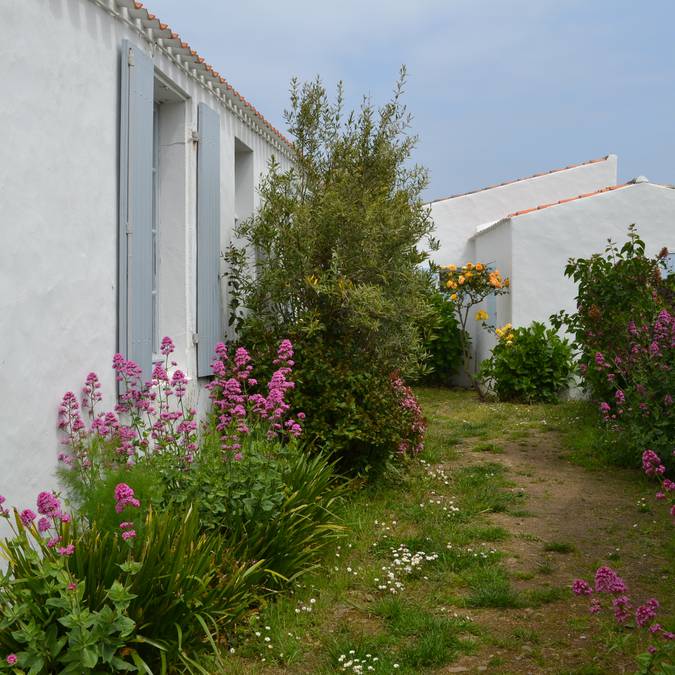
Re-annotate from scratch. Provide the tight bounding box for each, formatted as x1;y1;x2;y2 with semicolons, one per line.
119;40;154;382
196;103;222;376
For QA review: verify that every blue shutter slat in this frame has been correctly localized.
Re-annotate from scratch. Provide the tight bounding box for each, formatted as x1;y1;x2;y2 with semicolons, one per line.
119;40;154;382
196;103;222;377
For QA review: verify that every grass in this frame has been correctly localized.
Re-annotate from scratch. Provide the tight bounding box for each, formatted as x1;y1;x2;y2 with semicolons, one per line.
223;387;675;673
544;541;576;554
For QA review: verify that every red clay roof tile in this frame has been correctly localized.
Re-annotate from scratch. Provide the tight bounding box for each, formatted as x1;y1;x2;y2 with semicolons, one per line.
111;0;291;148
429;156;611;204
507;184;629;218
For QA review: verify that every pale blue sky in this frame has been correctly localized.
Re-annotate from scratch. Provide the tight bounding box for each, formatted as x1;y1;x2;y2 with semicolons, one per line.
149;0;675;201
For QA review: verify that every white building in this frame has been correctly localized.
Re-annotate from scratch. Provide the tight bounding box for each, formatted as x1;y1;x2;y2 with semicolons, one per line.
0;1;293;512
428;157;675;368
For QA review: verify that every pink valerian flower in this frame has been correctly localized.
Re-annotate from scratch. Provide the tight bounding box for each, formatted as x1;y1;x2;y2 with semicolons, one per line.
160;336;175;356
172;370;188;398
114;483;140;513
594;566;628;594
47;536;61;549
121;530;137;541
67;582;77;591
20;509;36;527
572;579;593;596
208;339;302;454
589;599;602;614
391;374;426;456
642;450;664;477
635;599;660;628
81;371;103;418
57;544;75;557
58;391;86;447
36;491;61;517
613;595;632;624
37;517;51;533
6;655;17;666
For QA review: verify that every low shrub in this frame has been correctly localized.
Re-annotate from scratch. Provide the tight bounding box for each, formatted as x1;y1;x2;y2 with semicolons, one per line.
0;487;264;673
479;322;574;403
419;288;463;385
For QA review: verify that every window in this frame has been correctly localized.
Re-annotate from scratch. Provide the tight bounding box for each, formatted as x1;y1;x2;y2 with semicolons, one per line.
119;40;190;381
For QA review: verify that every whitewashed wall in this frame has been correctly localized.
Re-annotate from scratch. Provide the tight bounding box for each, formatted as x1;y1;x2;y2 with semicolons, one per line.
0;0;292;517
472;222;512;366
428;156;617;266
510;182;675;328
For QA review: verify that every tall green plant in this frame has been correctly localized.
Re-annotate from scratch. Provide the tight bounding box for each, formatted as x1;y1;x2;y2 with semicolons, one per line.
224;68;435;471
551;225;673;402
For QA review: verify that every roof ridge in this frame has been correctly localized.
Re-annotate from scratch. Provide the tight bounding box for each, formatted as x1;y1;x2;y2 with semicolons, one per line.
428;155;611;204
99;0;293;154
507;183;631;218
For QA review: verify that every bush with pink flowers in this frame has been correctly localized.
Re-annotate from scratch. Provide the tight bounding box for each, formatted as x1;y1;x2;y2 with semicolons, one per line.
591;310;675;469
553;227;674;468
572;566;674;671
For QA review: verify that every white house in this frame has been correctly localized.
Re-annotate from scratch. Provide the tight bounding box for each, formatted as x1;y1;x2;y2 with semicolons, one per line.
0;1;293;513
428;157;675;368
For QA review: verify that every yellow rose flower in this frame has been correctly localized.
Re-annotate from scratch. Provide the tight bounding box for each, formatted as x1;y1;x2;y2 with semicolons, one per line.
466;262;473;270
475;263;484;272
448;264;457;272
450;293;458;301
465;271;473;279
458;275;465;285
504;277;510;287
475;310;489;321
446;280;457;289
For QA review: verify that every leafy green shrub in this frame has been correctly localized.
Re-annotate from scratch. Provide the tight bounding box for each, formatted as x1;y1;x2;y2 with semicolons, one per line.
551;227;674;466
552;226;673;403
68;506;261;671
420;287;463;385
163;429;347;588
593;310;675;469
0;493;261;673
0;508;155;673
224;70;434;472
479;322;574;403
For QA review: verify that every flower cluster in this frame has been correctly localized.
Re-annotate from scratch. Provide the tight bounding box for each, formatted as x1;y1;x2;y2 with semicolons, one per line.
58;336;198;482
1;491;75;556
337;651;382;673
572;566;674;643
592;310;674;467
494;322;514;344
374;544;439;594
390;374;426;456
114;483;140;513
207;339;304;458
438;260;511;390
641;449;675;523
443;261;509;296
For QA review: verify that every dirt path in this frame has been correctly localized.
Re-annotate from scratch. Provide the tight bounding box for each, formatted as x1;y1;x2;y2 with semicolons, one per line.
437;429;673;674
